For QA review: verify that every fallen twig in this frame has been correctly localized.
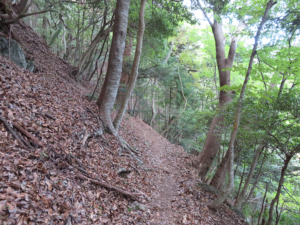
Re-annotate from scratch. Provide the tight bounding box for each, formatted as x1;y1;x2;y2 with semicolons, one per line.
0;115;27;148
45;113;57;120
75;173;141;201
36;112;57;120
13;123;42;147
129;164;140;175
102;146;115;155
69;153;87;170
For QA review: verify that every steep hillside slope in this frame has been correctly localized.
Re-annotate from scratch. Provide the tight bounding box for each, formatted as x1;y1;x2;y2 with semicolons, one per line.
0;22;246;225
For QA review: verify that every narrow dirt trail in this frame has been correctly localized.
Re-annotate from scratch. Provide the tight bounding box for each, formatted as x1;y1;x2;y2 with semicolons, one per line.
128;117;247;225
129;118;192;224
142;129;179;224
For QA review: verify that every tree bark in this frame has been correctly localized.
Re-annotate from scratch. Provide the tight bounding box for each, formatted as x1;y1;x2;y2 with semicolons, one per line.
113;0;146;131
198;19;238;179
207;0;275;210
210;142;239;189
266;154;292;225
96;0;131;134
149;77;158;127
234;143;264;209
258;183;269;225
242;156;265;209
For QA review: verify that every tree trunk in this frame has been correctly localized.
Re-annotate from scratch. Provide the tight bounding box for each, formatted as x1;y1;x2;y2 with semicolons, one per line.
115;37;133;105
266;154;292;225
77;25;111;80
210;142;239;189
198;20;237;179
275;201;285;225
149;77;158;127
242;156;265;209
96;0;131;134
235;164;246;204
258;183;269;225
113;0;146;131
207;1;275;210
235;143;264;209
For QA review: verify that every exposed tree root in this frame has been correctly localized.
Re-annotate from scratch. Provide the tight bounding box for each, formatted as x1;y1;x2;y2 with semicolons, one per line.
0;115;32;149
75;173;141;201
13;123;42;147
47;146;141;202
87;108;143;164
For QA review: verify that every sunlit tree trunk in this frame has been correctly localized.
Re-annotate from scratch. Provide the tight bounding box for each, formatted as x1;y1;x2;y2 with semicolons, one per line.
197;19;238;179
97;0;131;134
207;0;275;210
113;0;146;131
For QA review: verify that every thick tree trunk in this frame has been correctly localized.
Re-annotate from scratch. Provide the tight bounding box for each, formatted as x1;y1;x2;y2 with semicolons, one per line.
115;38;133;105
96;0;131;134
198;20;237;179
207;1;275;210
266;154;292;225
113;0;146;131
234;143;264;209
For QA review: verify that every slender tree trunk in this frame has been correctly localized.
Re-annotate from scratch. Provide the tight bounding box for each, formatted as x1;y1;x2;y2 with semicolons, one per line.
96;0;131;135
207;1;275;210
42;16;48;40
258;183;269;225
77;25;111;80
150;77;158;126
266;154;292;225
242;157;265;209
148;40;173;127
90;41;109;101
275;201;285;225
113;0;146;131
210;142;239;189
235;164;246;203
235;143;264;209
88;35;109;82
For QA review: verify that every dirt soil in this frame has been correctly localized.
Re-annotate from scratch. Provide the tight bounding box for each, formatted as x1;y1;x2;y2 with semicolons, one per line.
128;118;246;225
0;21;247;225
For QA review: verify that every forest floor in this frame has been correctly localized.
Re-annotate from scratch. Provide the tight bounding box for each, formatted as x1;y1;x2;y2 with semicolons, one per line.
0;21;246;224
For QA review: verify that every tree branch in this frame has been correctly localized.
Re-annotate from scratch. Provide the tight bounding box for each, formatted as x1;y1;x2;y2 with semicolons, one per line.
3;9;52;24
75;173;142;201
196;0;213;28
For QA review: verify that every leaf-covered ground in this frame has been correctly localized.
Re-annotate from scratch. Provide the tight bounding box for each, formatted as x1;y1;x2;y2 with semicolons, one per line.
0;22;246;224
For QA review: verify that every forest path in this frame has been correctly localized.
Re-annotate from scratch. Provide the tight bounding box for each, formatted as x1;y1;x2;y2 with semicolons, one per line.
142;128;180;224
127;116;246;225
128;117;198;224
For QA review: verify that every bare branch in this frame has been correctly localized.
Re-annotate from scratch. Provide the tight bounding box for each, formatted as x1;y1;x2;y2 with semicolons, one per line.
3;9;52;24
196;0;213;28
